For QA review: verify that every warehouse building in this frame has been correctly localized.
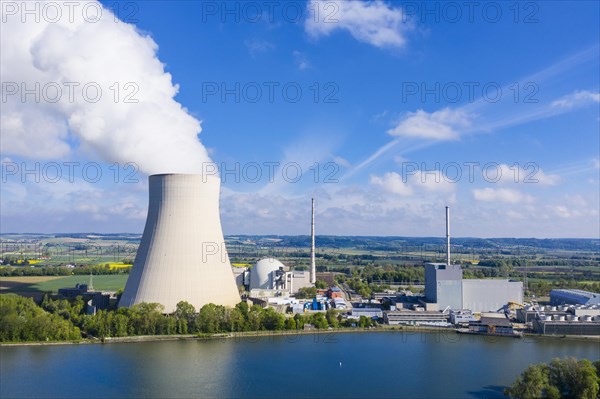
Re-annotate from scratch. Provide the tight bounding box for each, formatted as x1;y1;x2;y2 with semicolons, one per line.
462;279;523;313
550;289;600;306
351;306;383;319
384;310;450;326
423;263;523;313
533;314;600;336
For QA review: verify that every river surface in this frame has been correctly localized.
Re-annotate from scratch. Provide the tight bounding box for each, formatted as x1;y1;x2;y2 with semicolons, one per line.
1;331;598;399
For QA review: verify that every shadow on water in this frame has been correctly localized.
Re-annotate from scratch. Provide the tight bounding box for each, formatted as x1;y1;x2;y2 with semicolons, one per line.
468;385;507;399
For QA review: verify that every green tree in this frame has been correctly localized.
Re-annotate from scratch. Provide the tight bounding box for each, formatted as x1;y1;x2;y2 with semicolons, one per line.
174;301;196;334
310;313;328;329
295;287;317;299
505;358;599;399
261;307;285;331
246;305;263;331
284;317;297;330
293;313;306;330
547;358;599;399
315;280;328;289
326;309;339;328
198;304;219;333
228;307;245;332
504;364;556;399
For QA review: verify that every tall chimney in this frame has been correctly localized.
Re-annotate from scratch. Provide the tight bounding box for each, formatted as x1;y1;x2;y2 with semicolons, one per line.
119;174;240;313
310;197;316;284
446;206;451;266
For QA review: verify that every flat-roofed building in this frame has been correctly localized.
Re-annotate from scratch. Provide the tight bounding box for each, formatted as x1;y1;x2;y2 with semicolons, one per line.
384;310;449;325
423;263;523;312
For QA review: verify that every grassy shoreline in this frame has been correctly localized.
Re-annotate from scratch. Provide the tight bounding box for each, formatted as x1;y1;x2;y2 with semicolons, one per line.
2;325;598;347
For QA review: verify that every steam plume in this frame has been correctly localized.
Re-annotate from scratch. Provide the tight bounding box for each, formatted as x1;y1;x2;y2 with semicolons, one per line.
1;1;211;174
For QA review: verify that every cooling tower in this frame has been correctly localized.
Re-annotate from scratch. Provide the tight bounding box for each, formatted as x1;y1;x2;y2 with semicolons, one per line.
119;174;240;313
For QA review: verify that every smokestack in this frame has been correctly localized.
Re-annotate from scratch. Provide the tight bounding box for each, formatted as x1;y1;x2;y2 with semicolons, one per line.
446;206;451;266
310;198;316;284
119;174;239;313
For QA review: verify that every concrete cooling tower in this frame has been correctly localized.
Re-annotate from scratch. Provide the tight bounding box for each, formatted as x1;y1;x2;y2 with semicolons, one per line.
119;174;240;313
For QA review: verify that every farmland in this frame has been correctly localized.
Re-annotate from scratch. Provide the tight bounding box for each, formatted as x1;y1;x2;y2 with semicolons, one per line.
0;233;598;299
0;275;129;296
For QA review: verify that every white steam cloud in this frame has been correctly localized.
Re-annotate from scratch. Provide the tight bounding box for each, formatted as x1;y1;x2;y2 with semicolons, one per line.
1;1;211;174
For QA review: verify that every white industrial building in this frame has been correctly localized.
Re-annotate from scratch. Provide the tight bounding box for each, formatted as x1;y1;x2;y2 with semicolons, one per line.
423;263;523;313
119;174;240;313
421;208;523;313
250;258;289;291
462;278;523;312
234;258;313;298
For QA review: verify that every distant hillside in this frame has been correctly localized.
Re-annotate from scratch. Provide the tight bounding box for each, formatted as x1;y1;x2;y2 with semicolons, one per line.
1;233;598;252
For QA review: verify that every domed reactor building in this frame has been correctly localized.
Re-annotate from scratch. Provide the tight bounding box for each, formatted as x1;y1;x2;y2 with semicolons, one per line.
119;174;240;313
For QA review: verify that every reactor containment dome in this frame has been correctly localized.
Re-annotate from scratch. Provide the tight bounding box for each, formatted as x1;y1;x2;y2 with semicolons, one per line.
119;174;240;313
250;258;286;290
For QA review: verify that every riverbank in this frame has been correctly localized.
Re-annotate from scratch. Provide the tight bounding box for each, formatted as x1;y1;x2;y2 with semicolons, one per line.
2;324;598;347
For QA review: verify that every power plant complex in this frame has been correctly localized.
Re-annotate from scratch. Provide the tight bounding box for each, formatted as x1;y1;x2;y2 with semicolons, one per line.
115;178;598;336
119;174;240;313
118;181;521;315
119;174;316;312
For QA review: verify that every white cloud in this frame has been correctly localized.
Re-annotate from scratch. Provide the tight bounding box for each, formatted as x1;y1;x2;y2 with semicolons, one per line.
332;155;351;168
551;205;579;219
244;39;275;57
305;0;412;48
472;188;533;204
293;50;310;70
387;108;471;140
370;172;413;196
1;176;147;233
505;210;524;220
370;169;456;197
494;164;561;186
551;90;600;109
533;169;562;186
412;171;456;193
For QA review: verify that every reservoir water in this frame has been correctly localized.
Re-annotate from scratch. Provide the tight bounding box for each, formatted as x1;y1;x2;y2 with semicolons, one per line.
1;331;598;399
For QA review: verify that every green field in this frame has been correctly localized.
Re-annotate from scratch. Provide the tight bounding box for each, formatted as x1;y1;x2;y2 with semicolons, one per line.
0;275;129;294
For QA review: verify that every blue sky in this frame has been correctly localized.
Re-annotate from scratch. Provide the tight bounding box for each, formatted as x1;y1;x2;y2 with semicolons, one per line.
1;0;599;237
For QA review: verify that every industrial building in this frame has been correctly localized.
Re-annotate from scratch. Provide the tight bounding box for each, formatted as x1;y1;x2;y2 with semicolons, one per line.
423;263;523;313
467;317;516;336
235;198;317;300
333;297;348;309
421;208;523;313
424;263;463;310
550;289;600;306
58;282;111;314
533;314;600;336
250;258;289;291
231;266;247;287
58;283;90;298
516;304;600;335
119;174;240;313
384;310;450;326
351;306;383;319
462;278;523;313
517;305;572;324
449;310;476;325
235;258;313;298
